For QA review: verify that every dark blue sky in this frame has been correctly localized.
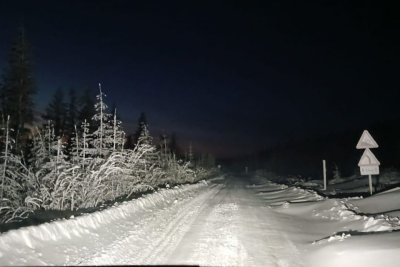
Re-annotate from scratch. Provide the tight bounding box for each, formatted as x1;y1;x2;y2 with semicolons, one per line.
0;1;399;157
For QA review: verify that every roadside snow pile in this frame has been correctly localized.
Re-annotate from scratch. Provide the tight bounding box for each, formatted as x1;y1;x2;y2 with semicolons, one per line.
0;181;209;252
349;187;400;216
311;199;398;232
247;177;400;267
255;182;398;234
307;231;400;267
257;186;323;205
251;179;400;232
249;180;323;205
261;183;400;267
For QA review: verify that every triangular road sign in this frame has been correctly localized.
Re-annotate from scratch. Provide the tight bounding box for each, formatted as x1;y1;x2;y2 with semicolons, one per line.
358;148;380;166
356;130;378;149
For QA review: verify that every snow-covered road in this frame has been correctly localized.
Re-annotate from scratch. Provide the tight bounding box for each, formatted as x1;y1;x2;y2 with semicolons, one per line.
3;175;400;266
0;176;305;266
165;179;303;267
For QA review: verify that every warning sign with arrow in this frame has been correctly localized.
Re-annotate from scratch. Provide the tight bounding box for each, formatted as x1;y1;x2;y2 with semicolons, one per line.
358;148;380;175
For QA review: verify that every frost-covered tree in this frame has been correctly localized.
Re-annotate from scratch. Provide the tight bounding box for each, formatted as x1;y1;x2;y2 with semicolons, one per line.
70;125;80;165
29;121;55;172
1;116;12;201
137;123;153;147
29;121;63;209
38;137;73;210
0;81;217;220
112;108;125;151
91;84;114;157
29;127;48;171
70;119;97;167
80;119;96;166
0;116;37;222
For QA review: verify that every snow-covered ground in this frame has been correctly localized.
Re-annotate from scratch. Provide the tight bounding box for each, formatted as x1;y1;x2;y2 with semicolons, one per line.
1;174;400;266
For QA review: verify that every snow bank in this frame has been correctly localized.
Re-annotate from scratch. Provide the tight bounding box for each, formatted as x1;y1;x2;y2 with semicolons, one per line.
349;187;400;215
0;180;209;253
311;199;398;232
251;180;400;233
248;177;400;267
307;231;400;267
258;187;323;205
249;180;323;205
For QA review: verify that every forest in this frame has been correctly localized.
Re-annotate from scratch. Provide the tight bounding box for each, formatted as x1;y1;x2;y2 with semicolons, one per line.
0;28;216;224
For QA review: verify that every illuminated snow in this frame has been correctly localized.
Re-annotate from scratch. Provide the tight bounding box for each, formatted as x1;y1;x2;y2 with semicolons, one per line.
1;175;400;266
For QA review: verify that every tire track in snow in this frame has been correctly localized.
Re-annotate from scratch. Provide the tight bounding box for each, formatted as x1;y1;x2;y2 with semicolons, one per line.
139;184;223;264
81;183;222;265
166;184;254;266
166;178;304;267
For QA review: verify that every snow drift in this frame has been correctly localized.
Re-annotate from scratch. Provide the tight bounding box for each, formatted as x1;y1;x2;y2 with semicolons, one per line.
0;180;209;260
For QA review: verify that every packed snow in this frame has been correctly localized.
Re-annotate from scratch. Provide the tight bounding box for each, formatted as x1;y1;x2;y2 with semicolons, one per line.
0;174;400;266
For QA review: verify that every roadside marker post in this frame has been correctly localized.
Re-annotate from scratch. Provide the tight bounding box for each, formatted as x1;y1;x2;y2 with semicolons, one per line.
356;130;380;195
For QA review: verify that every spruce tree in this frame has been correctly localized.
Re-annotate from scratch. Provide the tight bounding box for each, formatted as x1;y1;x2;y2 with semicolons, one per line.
169;133;180;156
135;124;159;175
91;83;114;157
133;112;148;145
1;26;36;145
159;134;169;156
65;88;78;136
137;124;153;146
78;88;96;130
80;119;96;164
112;108;125;151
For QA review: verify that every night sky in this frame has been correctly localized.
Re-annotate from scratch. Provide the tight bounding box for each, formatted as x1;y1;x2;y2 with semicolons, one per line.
0;1;399;157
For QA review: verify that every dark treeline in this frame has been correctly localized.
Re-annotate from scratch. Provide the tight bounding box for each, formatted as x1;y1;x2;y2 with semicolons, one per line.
0;26;214;164
234;119;400;179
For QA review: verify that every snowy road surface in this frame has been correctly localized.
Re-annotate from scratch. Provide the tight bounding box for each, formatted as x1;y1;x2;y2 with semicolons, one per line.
0;176;305;266
3;175;399;267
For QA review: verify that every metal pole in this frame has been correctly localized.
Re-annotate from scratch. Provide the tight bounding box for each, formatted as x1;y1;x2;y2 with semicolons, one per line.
323;160;327;190
368;174;373;195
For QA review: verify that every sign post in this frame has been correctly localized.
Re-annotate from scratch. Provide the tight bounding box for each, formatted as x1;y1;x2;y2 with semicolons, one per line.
356;130;380;195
